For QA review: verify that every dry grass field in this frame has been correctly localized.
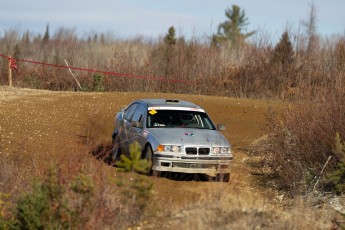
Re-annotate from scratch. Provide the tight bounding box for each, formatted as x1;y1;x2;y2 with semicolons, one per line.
0;86;341;229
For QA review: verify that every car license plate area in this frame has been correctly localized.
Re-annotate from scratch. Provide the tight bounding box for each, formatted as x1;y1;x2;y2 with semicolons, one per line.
173;162;217;169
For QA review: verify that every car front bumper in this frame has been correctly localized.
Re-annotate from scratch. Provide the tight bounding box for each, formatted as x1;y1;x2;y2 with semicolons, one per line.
152;153;232;176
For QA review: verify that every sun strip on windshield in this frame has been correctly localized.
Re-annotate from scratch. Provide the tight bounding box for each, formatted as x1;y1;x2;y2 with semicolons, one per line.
148;106;205;112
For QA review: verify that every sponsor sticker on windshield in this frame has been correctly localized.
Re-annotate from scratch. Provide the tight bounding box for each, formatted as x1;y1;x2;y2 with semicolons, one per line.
149;110;157;115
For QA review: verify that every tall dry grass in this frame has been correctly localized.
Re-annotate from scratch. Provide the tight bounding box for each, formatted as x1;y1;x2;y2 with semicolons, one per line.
265;84;345;193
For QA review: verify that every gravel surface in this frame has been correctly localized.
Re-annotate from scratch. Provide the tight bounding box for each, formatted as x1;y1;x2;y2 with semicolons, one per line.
0;86;57;102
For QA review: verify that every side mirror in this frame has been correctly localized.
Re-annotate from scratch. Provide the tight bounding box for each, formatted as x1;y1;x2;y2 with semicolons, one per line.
217;124;226;131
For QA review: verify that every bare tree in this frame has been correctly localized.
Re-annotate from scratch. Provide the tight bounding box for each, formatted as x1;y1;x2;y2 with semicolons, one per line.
302;2;319;57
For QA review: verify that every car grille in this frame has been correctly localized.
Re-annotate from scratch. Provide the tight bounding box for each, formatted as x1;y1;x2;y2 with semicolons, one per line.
185;147;210;155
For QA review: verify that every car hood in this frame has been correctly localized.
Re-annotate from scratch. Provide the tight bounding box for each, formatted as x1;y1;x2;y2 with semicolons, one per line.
148;128;230;146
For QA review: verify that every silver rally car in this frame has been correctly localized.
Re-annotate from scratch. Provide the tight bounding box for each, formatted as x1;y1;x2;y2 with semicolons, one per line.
112;99;233;181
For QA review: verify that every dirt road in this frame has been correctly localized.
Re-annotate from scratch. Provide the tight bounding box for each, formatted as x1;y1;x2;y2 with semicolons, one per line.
0;86;334;229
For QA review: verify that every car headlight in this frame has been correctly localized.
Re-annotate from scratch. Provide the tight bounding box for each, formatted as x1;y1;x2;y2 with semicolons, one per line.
213;147;231;154
157;145;181;153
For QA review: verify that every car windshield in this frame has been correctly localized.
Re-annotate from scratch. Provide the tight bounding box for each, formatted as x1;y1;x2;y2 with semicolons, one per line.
147;109;216;130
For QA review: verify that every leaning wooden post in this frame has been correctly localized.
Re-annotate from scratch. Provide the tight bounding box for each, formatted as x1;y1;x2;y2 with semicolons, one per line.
8;55;12;87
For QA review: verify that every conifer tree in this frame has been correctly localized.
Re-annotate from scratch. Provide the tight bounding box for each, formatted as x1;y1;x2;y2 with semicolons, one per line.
272;31;294;65
271;31;295;94
335;39;345;70
164;26;176;46
42;24;50;43
162;26;177;76
212;5;255;48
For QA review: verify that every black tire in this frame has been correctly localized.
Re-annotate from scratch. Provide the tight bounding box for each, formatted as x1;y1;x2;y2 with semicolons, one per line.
152;170;161;177
109;147;122;166
144;145;160;177
216;173;230;182
108;136;122;166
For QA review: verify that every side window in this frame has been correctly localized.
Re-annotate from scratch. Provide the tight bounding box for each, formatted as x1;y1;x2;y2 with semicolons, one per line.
132;105;145;122
124;103;138;121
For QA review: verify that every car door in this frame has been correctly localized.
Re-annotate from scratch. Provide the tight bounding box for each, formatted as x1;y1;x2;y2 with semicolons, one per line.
129;104;147;149
121;103;138;153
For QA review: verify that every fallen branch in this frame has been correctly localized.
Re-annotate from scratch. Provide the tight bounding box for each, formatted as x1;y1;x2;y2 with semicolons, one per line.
313;156;332;192
64;59;82;90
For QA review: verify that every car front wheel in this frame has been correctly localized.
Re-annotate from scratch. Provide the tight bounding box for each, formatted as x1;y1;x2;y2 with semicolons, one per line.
144;145;160;177
216;173;230;182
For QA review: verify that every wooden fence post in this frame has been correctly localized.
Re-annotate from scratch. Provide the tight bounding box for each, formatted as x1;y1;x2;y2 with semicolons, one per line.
8;55;12;87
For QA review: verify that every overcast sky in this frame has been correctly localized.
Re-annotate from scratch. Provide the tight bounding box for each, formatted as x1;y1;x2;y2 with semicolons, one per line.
1;0;344;41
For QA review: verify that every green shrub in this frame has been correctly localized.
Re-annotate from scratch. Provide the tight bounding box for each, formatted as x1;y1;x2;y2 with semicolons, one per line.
0;192;10;213
23;74;41;89
325;163;345;194
70;173;95;226
123;175;154;210
92;73;104;92
13;169;71;230
116;142;151;174
114;142;154;214
0;193;13;230
107;172;154;226
0;168;95;229
334;132;345;158
325;132;345;194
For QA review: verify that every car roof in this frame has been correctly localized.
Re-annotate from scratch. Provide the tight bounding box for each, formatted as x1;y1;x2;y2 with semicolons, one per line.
137;99;202;110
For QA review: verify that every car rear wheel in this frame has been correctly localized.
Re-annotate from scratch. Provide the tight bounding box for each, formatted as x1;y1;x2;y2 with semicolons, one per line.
216;173;230;182
108;136;122;165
